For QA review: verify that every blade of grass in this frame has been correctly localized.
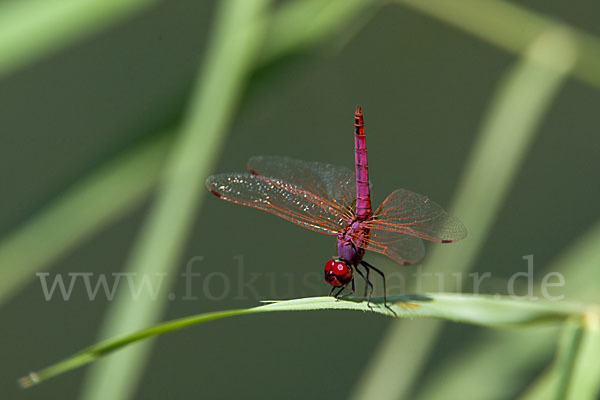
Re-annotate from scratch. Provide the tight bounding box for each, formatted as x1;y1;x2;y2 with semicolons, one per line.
396;0;600;90
549;319;583;400
0;0;372;80
0;133;172;304
0;0;158;78
523;312;600;400
566;311;600;399
18;293;591;388
0;0;371;308
78;2;272;400
519;318;583;400
350;27;576;400
519;368;559;400
260;0;375;64
415;219;600;400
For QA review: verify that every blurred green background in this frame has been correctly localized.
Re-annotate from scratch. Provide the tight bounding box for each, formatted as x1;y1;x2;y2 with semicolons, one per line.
1;0;600;399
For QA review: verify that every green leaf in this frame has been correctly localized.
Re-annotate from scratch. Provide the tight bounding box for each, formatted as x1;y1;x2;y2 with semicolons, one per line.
0;0;372;309
0;133;172;305
398;0;600;90
18;293;590;388
0;0;159;78
351;22;575;400
261;0;375;64
547;319;584;400
522;311;600;400
566;311;600;399
415;219;600;400
78;1;273;400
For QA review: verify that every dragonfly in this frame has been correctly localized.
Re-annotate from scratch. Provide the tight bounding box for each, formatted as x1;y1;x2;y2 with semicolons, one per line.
205;105;467;305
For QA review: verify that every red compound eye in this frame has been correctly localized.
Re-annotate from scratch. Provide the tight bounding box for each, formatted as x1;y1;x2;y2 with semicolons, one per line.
324;259;353;287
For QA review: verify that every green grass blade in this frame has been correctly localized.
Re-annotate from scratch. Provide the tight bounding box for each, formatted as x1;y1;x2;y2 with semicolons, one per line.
523;312;600;400
548;319;584;400
565;311;600;399
78;2;273;400
350;26;576;400
519;318;582;400
519;368;557;400
260;0;375;64
0;0;371;309
0;133;171;305
18;307;254;389
18;293;590;388
415;219;600;400
397;0;600;90
0;0;158;78
0;0;372;81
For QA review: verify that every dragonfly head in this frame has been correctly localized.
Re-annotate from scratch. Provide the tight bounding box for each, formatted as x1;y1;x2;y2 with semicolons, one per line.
324;259;353;287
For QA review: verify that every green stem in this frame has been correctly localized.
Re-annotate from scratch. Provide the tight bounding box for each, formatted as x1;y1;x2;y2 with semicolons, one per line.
351;24;575;400
0;0;371;309
78;2;273;400
413;220;600;400
398;0;600;89
0;0;158;78
18;293;590;388
0;133;171;304
566;311;600;399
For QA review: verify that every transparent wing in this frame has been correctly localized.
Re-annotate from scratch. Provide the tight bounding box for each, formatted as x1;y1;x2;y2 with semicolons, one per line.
205;172;353;235
352;230;425;265
247;156;356;214
350;188;466;265
365;189;468;242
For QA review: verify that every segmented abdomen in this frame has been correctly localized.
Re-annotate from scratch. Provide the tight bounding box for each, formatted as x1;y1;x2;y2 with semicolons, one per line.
354;105;372;220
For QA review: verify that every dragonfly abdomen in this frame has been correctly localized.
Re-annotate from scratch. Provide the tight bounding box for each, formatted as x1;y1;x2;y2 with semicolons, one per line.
354;105;372;220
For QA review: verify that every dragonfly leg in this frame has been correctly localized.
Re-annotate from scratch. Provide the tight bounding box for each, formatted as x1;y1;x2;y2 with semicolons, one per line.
363;266;370;297
332;285;346;298
354;264;374;306
360;261;388;308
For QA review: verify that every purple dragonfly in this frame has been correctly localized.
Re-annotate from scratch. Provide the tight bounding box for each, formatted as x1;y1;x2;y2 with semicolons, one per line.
206;105;467;305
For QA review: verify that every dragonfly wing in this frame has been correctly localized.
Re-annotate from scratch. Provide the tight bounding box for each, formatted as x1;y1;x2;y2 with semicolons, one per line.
366;189;467;243
206;173;350;235
247;156;356;213
351;188;465;265
352;230;425;265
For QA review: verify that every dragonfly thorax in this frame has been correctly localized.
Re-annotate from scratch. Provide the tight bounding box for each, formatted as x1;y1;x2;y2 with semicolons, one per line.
336;220;368;267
